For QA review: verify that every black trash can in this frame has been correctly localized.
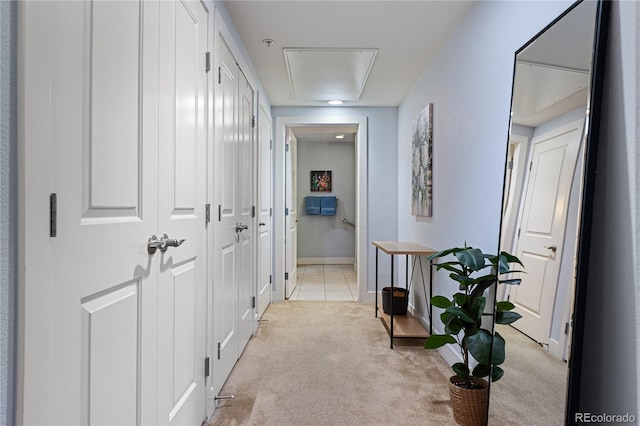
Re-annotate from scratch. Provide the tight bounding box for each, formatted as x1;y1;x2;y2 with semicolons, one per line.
381;287;408;315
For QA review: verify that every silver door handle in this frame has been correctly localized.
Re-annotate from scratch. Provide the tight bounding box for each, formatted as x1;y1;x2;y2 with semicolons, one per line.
235;223;249;232
161;234;186;251
545;245;557;254
148;234;185;254
148;235;164;254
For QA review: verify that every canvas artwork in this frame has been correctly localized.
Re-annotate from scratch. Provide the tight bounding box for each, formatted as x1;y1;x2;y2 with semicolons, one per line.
310;170;332;192
411;103;434;217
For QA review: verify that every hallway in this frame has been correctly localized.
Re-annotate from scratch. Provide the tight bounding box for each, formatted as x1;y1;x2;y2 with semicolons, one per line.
290;265;358;301
207;301;567;425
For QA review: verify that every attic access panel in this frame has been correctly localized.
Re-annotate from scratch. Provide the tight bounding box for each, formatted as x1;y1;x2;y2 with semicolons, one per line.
284;48;378;101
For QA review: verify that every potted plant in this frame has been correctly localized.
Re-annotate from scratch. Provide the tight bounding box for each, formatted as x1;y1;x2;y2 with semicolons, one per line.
424;245;524;426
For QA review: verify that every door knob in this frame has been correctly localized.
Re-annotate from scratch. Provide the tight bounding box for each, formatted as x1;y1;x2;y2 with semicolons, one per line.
545;244;557;254
148;235;164;254
160;234;186;251
235;223;249;232
148;234;186;254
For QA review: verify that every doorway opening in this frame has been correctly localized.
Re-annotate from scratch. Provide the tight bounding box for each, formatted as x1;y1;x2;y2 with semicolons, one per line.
273;116;368;304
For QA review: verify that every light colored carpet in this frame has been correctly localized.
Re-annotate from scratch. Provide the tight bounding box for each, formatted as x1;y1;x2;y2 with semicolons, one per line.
207;301;567;426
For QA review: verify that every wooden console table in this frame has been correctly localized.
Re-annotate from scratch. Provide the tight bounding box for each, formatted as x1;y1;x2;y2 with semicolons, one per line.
372;241;437;348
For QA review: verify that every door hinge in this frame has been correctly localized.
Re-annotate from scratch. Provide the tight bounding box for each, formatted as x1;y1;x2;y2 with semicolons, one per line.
50;193;57;238
251;296;256;309
205;52;211;73
204;357;210;377
218;67;221;84
252;205;256;218
564;322;570;335
269;274;272;284
517;228;521;238
252;115;256;128
285;143;289;152
218;204;222;222
285;207;289;216
270;139;273;150
529;161;533;171
270;207;272;217
217;343;221;360
507;159;514;170
285;272;289;280
205;204;211;225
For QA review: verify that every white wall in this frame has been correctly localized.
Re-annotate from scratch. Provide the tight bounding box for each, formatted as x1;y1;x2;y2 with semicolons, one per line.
397;0;638;417
397;0;575;325
272;106;398;291
297;141;355;261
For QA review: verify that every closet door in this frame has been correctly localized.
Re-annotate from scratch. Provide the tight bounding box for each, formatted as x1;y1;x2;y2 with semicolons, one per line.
212;34;240;396
22;1;159;424
257;104;273;318
21;1;209;424
212;31;257;398
237;70;255;351
157;0;209;424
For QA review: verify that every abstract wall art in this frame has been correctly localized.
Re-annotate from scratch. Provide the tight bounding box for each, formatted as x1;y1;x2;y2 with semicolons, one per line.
411;103;433;217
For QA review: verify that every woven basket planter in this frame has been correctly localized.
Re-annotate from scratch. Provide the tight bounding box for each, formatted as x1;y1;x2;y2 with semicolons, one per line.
448;376;489;426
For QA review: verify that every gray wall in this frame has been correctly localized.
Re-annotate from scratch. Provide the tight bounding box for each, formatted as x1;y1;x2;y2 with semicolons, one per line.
397;0;638;418
272;106;398;290
297;141;355;260
580;0;638;417
0;1;17;424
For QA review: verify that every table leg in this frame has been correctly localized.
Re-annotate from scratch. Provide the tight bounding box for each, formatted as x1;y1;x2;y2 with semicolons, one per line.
430;259;434;336
375;247;379;318
390;254;394;349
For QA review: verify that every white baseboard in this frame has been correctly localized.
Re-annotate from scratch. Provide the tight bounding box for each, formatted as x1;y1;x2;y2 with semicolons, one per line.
297;257;355;265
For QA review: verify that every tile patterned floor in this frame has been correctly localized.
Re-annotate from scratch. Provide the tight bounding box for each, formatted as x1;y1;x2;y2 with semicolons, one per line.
289;264;357;301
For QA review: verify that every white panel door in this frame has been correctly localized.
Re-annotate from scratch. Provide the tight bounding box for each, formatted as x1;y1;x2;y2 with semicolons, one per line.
23;1;159;424
285;130;298;298
509;118;584;344
257;104;273;318
22;1;208;424
237;71;255;351
157;1;208;424
212;34;239;396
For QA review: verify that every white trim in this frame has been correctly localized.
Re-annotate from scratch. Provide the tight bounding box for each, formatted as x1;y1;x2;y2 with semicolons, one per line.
274;116;368;303
297;257;355;265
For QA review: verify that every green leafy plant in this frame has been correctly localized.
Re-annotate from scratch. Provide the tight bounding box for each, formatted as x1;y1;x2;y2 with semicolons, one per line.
425;245;524;388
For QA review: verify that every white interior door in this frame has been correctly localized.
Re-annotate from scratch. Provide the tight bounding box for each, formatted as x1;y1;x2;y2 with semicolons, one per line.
237;70;255;352
508;118;584;344
212;34;239;396
22;1;207;424
284;130;298;298
157;1;208;424
257;104;273;318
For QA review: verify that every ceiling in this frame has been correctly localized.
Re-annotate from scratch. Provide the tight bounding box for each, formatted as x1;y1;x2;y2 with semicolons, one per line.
289;124;358;143
511;0;597;127
222;0;474;107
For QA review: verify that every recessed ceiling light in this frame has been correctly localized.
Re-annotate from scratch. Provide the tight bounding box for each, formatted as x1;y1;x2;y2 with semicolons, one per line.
335;134;345;139
328;100;344;105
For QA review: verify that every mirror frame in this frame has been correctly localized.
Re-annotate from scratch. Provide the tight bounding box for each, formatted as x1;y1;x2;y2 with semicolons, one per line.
493;0;611;423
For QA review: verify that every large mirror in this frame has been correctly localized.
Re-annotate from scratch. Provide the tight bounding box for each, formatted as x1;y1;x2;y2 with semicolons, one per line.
490;0;610;423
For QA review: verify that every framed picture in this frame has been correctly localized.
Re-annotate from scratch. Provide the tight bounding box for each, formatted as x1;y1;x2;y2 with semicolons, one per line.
310;170;332;192
411;103;434;217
